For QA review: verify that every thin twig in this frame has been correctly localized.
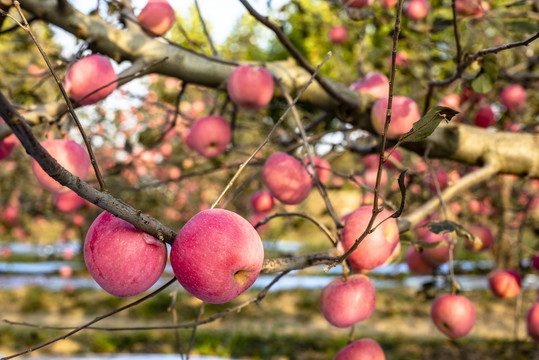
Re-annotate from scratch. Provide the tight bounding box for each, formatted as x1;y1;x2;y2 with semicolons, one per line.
194;0;218;57
186;302;205;360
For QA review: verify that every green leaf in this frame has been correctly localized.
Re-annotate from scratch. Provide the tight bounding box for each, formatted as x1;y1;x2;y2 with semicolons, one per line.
139;128;161;147
470;54;498;94
398;106;459;143
428;221;473;240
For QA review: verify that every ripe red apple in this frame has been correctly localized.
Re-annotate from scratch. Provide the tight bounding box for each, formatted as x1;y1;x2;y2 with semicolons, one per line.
250;191;274;213
474;105;496;128
170;208;264;304
359;168;388;189
527;303;539;342
334;338;385;360
31;139;91;193
371;96;420;139
464;224;494;252
405;247;434;275
343;0;374;8
188;115;231;158
405;0;430;21
456;0;488;17
84;211;168;297
137;0;176;36
227;65;274;110
488;269;521;298
425;169;449;192
319;274;376;328
431;294;476;339
350;72;389;99
54;190;88;213
420;232;453;266
64;54;117;105
329;26;348;44
303;156;332;185
262;152;312;205
381;0;398;8
341;206;400;271
438;93;461;110
0;117;17;160
500;84;526;112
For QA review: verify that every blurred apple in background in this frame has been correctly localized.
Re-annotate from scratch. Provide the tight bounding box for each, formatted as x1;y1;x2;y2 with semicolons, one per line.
262;152;312;205
188;115;231;158
350;72;389;99
500;84;526;112
319;274;376;328
371;96;420;139
334;338;386;360
64;54;117;105
405;0;430;20
227;65;274;110
527;303;539;342
474;105;496;128
31;139;91;193
250;191;274;213
464;224;494;252
137;0;176;36
431;294;476;338
303;156;332;185
405;247;435;275
329;26;348;44
488;269;521;298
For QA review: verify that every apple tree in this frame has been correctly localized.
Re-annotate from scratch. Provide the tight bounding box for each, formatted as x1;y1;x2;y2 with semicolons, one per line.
0;0;538;358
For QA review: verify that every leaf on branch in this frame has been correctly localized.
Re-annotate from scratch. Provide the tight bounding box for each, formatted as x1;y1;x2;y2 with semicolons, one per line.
428;221;472;240
390;169;408;219
470;54;498;94
398;106;459;143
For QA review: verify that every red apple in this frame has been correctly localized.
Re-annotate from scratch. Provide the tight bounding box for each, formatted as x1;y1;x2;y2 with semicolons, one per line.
303;156;332;185
360;168;388;189
170;208;264;304
488;269;521;298
350;72;389;99
474;105;496;128
438;93;461;110
0;117;17;160
370;96;420;139
329;26;348;44
527;303;539;342
64;54;117;105
31;139;91;193
319;274;376;328
343;0;374;8
420;232;453;266
425;170;449;192
227;65;274;110
188;115;231;158
431;294;476;338
405;0;430;21
381;0;398;8
84;211;168;297
54;190;88;213
250;191;274;213
464;224;494;252
334;338;385;360
341;206;400;271
59;264;73;278
500;84;526;112
262;152;312;205
405;247;434;275
137;0;176;36
456;0;488;17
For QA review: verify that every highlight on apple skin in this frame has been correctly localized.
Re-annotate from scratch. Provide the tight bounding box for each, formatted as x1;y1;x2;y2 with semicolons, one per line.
31;139;91;194
64;54;117;106
334;338;386;360
137;0;176;36
488;269;521;299
84;211;168;297
341;206;400;271
227;65;274;111
319;274;376;328
170;208;264;304
431;294;476;339
370;96;420;139
188;115;231;158
262;152;313;205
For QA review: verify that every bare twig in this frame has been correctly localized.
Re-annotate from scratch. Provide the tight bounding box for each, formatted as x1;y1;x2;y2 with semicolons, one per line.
194;0;218;57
